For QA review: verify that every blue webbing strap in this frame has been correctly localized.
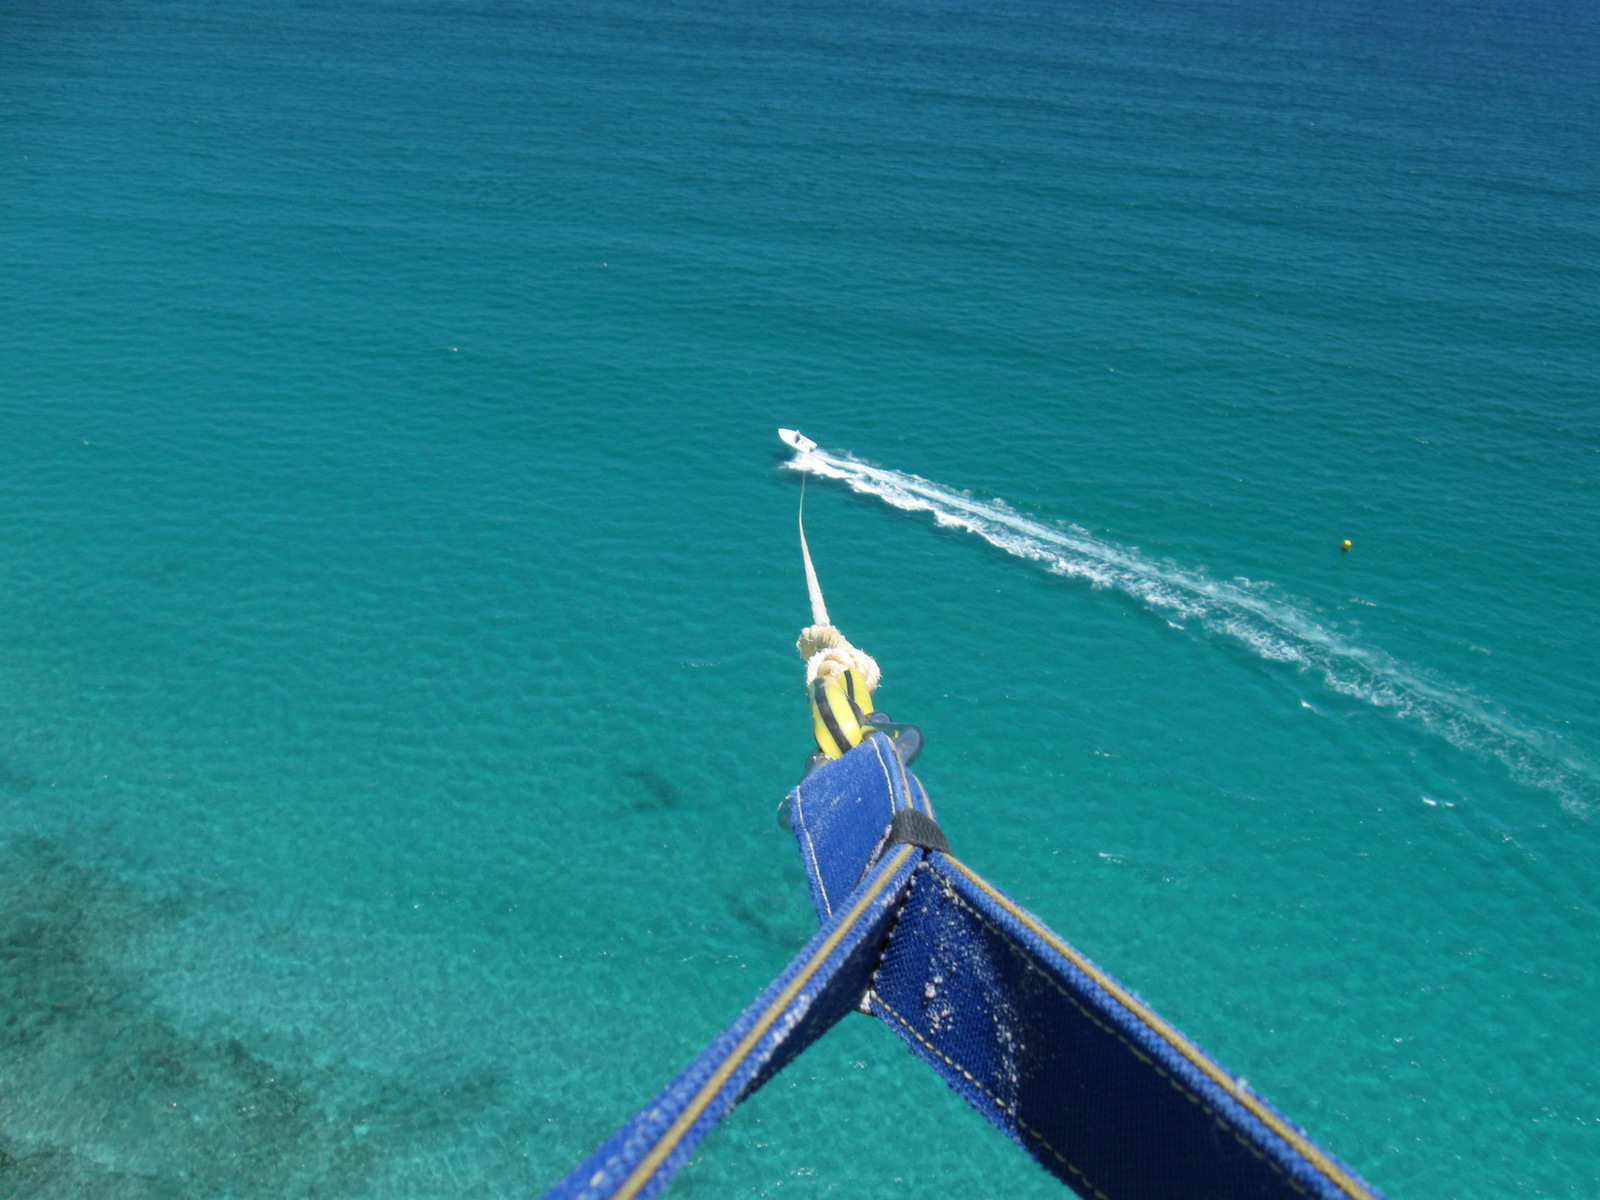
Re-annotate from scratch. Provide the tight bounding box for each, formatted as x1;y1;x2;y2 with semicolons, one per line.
539;838;925;1200
869;853;1383;1200
790;731;934;920
545;734;1386;1200
787;734;1385;1200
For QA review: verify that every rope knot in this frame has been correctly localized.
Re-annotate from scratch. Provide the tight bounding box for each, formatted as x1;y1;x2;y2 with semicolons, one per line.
797;624;882;691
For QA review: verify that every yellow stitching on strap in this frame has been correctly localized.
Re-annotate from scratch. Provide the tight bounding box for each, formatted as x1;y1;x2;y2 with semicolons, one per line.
944;856;1379;1200
871;992;1112;1200
930;872;1307;1196
613;845;917;1200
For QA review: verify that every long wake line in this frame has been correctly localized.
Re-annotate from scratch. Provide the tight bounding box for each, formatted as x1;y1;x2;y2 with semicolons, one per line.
786;442;1597;813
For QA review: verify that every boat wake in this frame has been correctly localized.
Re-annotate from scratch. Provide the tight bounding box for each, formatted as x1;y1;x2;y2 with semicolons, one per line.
787;441;1598;814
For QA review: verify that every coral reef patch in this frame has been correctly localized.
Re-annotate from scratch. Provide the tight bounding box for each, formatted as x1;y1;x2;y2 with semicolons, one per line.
0;835;511;1199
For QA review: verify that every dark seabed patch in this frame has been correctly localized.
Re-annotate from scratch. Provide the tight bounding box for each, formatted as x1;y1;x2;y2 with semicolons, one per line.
0;836;511;1199
613;765;684;814
0;759;37;795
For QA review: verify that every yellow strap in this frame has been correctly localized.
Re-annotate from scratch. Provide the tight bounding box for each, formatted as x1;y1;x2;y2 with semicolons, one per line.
811;668;873;757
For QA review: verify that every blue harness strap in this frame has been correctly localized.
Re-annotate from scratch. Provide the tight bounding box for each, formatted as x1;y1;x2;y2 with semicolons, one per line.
542;733;1386;1200
789;730;934;919
791;734;1384;1200
539;834;925;1200
870;852;1380;1200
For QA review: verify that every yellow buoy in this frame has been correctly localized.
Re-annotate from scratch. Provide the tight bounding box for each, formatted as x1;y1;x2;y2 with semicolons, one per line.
1341;539;1353;552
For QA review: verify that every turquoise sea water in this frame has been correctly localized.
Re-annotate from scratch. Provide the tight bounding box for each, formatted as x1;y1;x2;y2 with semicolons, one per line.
3;1;1597;1196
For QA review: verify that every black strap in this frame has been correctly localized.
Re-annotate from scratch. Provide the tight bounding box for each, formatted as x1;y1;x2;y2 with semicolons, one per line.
885;807;951;856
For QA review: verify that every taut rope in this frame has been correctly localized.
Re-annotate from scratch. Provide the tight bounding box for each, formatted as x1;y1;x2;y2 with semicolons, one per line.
794;470;881;691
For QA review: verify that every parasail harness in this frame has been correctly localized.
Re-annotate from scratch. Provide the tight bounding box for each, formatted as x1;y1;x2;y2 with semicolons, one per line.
539;436;1387;1200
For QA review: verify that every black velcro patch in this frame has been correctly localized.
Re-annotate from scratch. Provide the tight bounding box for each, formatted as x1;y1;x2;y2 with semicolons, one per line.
886;807;951;856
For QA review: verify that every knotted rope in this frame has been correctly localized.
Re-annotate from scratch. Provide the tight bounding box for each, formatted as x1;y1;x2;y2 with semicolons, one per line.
798;623;882;690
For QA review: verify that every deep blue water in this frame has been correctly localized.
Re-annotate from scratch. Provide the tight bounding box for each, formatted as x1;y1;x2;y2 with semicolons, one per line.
2;1;1597;1196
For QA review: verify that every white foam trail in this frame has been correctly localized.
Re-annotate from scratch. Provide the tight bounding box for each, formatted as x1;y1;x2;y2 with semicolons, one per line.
786;443;1598;813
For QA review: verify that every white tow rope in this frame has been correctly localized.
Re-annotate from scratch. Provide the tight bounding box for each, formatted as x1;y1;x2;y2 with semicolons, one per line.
780;429;882;691
798;473;831;629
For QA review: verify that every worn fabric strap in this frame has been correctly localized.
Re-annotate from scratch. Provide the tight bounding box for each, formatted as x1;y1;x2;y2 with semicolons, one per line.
868;853;1384;1200
788;733;1387;1200
545;733;1387;1200
538;838;924;1200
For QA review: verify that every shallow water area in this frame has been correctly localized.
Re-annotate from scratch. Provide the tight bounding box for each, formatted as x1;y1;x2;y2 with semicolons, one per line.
3;1;1598;1197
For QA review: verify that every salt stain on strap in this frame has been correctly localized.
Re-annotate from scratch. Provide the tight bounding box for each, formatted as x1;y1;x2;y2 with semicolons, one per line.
945;856;1382;1200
